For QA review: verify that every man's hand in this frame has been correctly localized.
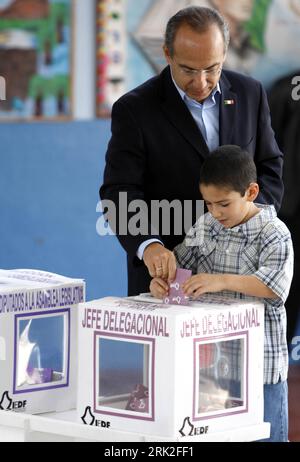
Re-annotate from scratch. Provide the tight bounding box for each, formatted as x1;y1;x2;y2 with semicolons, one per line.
150;277;169;299
182;273;225;298
143;243;177;281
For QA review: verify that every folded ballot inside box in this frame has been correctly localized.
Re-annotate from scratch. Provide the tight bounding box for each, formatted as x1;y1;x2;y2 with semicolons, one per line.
77;294;266;440
0;269;85;414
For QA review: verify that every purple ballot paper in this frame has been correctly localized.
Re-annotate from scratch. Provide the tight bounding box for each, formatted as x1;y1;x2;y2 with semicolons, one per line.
26;367;53;384
163;268;192;305
125;384;149;413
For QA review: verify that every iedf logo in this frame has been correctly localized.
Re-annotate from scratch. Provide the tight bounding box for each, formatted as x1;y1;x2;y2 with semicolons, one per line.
81;406;110;429
179;416;209;437
0;391;27;411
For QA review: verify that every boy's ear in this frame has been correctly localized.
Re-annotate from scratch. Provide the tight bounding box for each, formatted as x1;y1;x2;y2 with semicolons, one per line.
246;183;259;201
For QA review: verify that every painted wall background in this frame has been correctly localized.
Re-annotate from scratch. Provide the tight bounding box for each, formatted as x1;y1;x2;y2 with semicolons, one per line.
0;120;127;301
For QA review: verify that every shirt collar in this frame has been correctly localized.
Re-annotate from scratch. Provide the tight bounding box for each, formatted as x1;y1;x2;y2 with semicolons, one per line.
208;204;277;242
171;71;221;106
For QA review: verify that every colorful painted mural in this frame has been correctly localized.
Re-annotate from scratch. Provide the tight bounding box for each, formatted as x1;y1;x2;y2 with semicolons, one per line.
96;0;126;117
0;0;72;120
96;0;300;117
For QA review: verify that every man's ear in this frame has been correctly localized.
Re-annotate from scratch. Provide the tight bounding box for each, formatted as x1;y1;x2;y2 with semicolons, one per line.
163;45;172;64
246;183;259;202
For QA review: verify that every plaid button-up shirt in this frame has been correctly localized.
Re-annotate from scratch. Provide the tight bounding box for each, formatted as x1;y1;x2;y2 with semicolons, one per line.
174;204;294;384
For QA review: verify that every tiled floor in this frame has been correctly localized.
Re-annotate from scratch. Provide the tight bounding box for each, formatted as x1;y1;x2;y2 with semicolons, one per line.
288;364;300;442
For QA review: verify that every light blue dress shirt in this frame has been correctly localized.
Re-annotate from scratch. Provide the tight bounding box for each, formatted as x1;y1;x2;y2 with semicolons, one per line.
172;76;221;152
137;76;221;260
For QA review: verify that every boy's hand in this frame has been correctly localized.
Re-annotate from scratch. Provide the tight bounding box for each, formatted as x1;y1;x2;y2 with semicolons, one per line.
182;274;225;298
150;277;169;299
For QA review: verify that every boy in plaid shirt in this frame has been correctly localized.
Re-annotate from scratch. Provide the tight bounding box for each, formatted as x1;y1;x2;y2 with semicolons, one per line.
151;145;294;442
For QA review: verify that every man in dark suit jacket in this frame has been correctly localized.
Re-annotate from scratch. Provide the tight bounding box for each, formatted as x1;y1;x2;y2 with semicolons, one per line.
100;6;283;296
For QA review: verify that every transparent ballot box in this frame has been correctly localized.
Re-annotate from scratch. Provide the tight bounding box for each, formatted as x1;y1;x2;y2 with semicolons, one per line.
195;336;245;419
95;335;154;419
78;296;266;440
14;310;70;393
0;269;85;414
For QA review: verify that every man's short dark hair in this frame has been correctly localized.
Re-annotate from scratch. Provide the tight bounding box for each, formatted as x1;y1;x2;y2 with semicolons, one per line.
165;6;230;57
199;145;257;195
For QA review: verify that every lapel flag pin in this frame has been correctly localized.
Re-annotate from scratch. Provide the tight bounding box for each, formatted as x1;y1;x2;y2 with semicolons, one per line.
224;99;235;105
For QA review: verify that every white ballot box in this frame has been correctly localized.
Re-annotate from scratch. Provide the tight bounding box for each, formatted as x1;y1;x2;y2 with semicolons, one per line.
77;294;269;441
0;269;85;415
